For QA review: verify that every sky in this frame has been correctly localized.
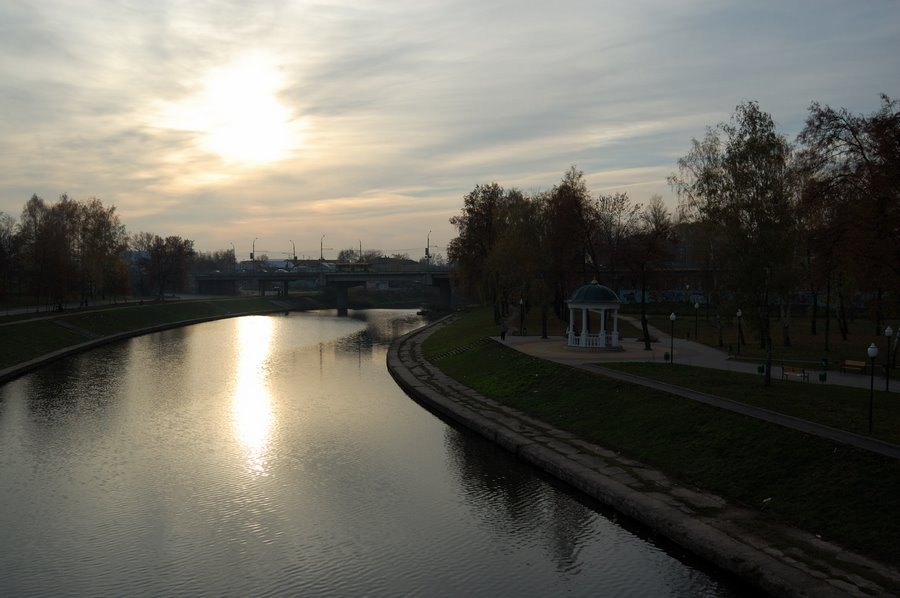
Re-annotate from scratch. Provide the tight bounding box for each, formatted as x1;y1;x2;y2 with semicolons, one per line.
1;1;898;262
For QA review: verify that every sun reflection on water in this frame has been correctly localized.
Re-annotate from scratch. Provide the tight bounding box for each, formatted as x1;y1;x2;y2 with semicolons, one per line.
232;316;275;475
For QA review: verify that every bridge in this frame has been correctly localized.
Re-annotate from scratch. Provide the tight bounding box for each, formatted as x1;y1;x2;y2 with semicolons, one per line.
195;267;452;315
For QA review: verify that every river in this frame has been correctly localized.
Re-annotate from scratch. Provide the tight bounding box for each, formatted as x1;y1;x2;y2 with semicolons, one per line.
0;309;753;596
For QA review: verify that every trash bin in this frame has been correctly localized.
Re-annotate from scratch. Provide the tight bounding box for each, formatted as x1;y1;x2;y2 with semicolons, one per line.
819;372;827;383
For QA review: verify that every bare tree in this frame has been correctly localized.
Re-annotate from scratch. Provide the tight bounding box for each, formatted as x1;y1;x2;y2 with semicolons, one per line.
797;94;900;333
624;195;674;349
594;191;641;283
150;235;195;298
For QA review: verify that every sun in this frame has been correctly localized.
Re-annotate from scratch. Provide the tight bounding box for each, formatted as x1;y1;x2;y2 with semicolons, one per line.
157;52;304;166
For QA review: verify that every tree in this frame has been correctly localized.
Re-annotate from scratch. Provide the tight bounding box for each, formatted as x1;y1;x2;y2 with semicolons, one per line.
671;101;796;385
0;212;16;304
624;195;674;350
17;194;51;307
336;247;382;263
544;168;595;320
448;183;508;321
482;189;541;331
797;94;900;332
128;231;156;296
78;198;128;303
594;191;641;281
149;235;194;298
192;249;237;274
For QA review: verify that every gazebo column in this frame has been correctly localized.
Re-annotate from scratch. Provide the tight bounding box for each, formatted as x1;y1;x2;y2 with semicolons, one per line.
612;308;620;347
568;307;575;346
598;308;606;348
580;308;588;347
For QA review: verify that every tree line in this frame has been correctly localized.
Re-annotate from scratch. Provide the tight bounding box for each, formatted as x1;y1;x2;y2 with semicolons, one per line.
0;194;216;308
448;95;899;351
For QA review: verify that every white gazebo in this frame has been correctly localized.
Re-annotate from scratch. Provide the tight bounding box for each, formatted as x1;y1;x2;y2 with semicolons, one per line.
566;280;622;350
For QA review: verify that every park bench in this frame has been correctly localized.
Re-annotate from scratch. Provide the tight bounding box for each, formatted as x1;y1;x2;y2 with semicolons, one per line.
781;365;809;383
842;360;867;374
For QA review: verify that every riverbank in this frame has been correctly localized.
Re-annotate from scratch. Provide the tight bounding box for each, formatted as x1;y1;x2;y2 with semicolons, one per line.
0;296;320;384
387;315;900;597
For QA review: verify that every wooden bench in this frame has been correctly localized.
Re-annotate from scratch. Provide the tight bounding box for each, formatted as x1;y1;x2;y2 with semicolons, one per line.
842;360;867;374
781;366;809;383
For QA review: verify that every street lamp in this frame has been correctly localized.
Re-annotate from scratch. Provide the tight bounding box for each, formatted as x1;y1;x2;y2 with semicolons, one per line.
885;326;894;392
694;301;699;340
868;342;879;433
669;312;676;364
736;309;743;356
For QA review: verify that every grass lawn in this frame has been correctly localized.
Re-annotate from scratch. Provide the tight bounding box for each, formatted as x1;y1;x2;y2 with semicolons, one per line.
423;307;900;565
603;362;900;444
639;304;896;368
0;297;290;371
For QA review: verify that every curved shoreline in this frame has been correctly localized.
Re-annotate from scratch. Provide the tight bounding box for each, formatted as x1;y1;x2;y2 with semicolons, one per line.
0;299;310;385
387;318;899;598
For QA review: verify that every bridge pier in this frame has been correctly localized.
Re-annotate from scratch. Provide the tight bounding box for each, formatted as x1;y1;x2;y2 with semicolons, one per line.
331;282;355;316
434;277;452;310
336;285;348;316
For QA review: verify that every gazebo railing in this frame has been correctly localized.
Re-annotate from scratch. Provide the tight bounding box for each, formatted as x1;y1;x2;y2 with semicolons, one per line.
567;332;618;348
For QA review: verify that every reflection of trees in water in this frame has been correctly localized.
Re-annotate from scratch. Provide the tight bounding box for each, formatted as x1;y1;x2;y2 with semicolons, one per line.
443;425;597;574
347;311;424;347
24;343;128;423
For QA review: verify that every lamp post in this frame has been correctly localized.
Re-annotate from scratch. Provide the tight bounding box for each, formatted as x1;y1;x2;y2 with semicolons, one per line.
886;326;894;392
669;312;676;364
868;342;879;433
694;301;699;340
736;309;743;356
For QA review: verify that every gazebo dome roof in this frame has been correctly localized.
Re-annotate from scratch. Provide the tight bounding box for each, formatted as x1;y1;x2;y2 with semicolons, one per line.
568;280;620;305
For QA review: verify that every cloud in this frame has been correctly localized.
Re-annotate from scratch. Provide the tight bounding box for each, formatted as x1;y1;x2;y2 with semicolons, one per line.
1;0;898;257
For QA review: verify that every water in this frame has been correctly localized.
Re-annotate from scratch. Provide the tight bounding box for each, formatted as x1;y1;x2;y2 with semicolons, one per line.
0;309;752;596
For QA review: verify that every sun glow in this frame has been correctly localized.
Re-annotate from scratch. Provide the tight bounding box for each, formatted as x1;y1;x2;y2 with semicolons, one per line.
156;52;304;166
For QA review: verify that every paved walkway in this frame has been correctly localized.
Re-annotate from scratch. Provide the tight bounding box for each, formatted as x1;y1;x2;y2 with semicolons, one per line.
497;319;900;459
506;315;895;392
388;319;900;597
